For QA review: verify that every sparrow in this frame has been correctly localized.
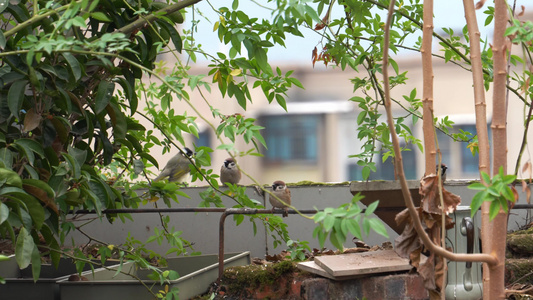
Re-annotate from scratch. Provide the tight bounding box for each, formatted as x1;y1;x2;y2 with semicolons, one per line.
270;180;291;217
153;147;194;182
436;163;447;183
220;157;241;186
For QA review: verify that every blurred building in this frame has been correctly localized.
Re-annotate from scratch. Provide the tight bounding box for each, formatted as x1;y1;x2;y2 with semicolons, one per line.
150;38;530;185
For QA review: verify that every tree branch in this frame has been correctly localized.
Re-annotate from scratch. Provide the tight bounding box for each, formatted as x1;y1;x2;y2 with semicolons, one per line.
382;0;497;267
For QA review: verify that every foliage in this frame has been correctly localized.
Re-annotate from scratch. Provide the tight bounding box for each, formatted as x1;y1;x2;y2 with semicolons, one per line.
1;0;531;298
469;167;517;220
286;239;311;261
0;0;301;292
313;193;388;251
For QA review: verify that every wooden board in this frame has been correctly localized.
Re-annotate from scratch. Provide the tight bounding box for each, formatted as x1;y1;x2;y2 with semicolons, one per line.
313;250;412;278
296;261;336;280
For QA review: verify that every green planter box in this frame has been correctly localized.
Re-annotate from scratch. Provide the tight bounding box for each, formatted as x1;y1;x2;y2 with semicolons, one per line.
59;252;251;300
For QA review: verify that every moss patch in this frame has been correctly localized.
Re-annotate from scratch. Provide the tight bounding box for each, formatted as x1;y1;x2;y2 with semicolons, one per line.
508;227;533;258
221;260;313;298
223;260;295;290
506;258;533;285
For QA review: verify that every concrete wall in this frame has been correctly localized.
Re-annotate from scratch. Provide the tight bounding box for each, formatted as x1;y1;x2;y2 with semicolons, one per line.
66;181;533;259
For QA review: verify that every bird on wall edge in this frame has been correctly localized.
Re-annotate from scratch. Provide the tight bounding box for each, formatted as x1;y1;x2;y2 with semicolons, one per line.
270;180;291;217
220;157;242;186
153;147;194;183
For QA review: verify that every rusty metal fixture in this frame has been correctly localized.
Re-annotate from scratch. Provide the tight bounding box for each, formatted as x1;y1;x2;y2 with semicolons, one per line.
72;206;404;284
217;208;318;284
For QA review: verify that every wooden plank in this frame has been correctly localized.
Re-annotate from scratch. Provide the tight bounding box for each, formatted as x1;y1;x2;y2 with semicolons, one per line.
313;250;412;278
296;261;336;280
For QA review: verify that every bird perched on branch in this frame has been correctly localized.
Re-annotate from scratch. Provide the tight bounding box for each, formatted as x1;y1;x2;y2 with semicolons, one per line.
220;157;241;186
437;163;447;183
153;148;194;183
270;180;291;217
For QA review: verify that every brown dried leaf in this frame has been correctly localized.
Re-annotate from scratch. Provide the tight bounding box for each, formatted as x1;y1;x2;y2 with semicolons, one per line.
343;247;368;254
409;248;423;269
511;185;519;206
353;239;370;249
394;208;423;259
523;161;532;176
314;21;326;31
418;253;436;290
23;108;42;133
526;185;531;204
395;207;412;226
419;175;461;215
518;5;525;17
311;46;318;68
475;0;486;10
22;183;59;214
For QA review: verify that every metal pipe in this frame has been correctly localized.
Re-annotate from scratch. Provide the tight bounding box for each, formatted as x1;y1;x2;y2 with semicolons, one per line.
72;207;228;214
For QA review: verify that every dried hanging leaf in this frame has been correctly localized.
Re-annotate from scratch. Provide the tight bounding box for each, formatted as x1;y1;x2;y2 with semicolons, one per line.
518;5;525;17
419;175;462;215
314;21;326;31
394;208;423;259
22;108;42;133
394;177;458;298
311;46;318;68
522;161;532;182
314;5;331;30
475;0;486;9
511;185;519;210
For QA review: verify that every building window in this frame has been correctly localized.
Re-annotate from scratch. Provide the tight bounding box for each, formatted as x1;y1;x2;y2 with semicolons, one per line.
194;129;211;148
260;114;320;163
347;143;417;181
436;123;491;178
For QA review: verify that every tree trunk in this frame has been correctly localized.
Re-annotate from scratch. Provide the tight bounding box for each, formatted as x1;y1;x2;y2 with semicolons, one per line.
421;0;436;174
489;0;509;299
461;0;493;297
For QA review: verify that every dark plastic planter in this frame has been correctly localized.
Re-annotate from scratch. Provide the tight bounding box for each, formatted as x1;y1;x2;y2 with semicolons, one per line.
59;251;251;300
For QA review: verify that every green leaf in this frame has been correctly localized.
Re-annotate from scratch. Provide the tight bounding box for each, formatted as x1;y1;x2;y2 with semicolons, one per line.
8;80;27;119
14;138;45;159
62;153;81;179
368;218;388;238
0;30;6;48
470;191;485;217
365;200;379;216
362;166;371;180
17;185;45;230
31;245;41;282
62;53;81;82
94;80;115;114
116;77;138;115
158;20;182;53
275;94;287;111
489;201;500;220
323;215;335;232
106;101;127;140
481;172;491;184
329;229;343;250
0;0;8;14
347;219;362;239
0;203;8;224
0;168;23;187
468;182;486;190
15;227;35;269
253;47;272;75
90;11;112;22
